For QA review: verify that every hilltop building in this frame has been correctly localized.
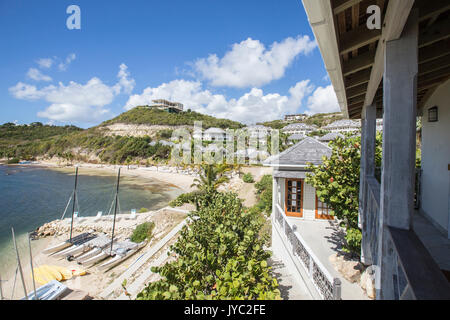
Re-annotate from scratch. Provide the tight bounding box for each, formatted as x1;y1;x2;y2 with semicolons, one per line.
147;99;183;113
322;119;361;133
282;123;317;136
285;114;307;121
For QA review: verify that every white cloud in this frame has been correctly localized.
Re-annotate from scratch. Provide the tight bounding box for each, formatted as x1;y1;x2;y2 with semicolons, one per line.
37;58;53;69
27;68;52;82
10;64;134;123
124;79;314;124
304;85;340;115
113;63;135;95
194;35;317;88
58;53;76;71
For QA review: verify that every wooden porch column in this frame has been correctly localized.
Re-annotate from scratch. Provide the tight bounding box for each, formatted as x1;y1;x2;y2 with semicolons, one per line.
359;103;377;265
378;11;418;299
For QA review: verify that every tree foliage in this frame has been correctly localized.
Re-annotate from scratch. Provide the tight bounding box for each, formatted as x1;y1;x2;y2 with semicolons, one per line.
137;192;280;300
306;134;382;255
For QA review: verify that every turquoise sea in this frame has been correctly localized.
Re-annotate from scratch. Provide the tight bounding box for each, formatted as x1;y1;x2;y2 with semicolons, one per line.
0;165;182;279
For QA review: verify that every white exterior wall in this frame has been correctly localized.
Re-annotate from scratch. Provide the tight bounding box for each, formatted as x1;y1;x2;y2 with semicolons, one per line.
421;79;450;237
303;182;316;220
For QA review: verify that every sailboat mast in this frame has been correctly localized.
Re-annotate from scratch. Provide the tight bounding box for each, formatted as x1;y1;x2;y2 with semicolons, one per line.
110;168;121;255
11;227;28;300
69;167;79;242
28;233;37;300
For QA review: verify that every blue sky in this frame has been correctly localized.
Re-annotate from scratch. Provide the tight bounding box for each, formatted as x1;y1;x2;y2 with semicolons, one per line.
0;0;339;127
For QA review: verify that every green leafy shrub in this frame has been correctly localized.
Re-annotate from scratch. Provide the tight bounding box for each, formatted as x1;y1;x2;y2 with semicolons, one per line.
6;158;20;164
242;173;254;183
138;208;148;213
169;190;205;208
137;192;280;300
130;222;155;243
253;175;273;215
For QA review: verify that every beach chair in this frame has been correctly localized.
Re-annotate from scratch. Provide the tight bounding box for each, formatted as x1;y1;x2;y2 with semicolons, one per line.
126;209;137;220
94;211;103;222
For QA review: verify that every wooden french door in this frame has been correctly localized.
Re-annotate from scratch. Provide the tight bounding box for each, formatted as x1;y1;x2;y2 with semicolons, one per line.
285;179;304;217
315;195;334;220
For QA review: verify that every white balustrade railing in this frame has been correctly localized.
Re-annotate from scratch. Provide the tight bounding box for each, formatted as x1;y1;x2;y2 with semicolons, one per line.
274;204;341;300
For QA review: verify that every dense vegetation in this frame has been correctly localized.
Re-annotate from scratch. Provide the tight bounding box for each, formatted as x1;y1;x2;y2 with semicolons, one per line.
0;126;172;164
130;222;155;243
253;175;273;215
102;107;243;129
137;192;280;300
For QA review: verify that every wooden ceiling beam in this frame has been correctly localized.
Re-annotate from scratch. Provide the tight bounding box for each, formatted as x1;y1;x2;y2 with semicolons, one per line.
419;17;450;48
418;55;450;76
339;24;381;55
343;49;376;76
347;83;368;99
333;0;363;15
345;68;372;88
419;38;450;64
416;0;450;22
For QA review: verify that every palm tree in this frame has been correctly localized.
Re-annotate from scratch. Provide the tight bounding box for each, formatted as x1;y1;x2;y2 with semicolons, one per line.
191;163;231;194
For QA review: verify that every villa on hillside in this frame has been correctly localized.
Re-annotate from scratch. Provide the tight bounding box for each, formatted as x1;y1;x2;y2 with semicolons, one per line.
147;99;184;113
264;137;359;300
245;125;272;145
282;123;317;136
300;0;450;299
285;114;308;122
202;127;229;141
322;119;361;133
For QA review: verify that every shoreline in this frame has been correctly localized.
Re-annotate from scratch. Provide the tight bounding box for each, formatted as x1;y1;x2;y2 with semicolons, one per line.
25;160;197;193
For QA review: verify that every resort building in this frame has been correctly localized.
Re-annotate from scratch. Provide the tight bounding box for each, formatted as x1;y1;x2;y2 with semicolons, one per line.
285;114;307;121
265;137;364;300
202;127;228;141
282;123;317;136
322;119;361;133
300;0;450;299
245;125;272;145
147;99;183;113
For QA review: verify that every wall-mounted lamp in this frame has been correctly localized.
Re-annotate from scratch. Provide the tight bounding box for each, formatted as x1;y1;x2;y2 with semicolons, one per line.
428;106;438;122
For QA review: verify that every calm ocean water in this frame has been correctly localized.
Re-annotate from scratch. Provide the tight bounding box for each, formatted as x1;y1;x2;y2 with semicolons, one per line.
0;165;182;277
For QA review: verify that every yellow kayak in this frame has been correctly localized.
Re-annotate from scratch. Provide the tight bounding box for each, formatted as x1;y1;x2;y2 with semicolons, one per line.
32;265;80;285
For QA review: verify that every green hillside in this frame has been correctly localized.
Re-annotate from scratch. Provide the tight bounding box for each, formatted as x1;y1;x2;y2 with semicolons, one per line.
259;112;344;129
101;106;243;129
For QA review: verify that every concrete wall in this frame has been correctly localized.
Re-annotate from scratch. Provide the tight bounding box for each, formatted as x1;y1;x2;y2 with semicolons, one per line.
421;79;450;237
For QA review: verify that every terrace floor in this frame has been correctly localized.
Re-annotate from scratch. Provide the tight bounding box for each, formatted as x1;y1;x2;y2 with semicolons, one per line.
413;210;450;272
287;218;369;300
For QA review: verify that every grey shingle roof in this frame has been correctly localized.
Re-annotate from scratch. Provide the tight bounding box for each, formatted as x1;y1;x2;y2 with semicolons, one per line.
318;132;345;141
265;137;331;166
288;133;306;141
282;123;317;131
322;119;361;129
